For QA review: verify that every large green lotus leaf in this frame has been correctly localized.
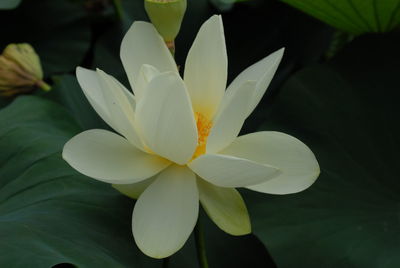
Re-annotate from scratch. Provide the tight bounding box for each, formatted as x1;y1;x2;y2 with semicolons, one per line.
281;0;400;34
246;34;400;267
47;75;108;131
0;96;160;268
0;0;90;75
0;0;21;9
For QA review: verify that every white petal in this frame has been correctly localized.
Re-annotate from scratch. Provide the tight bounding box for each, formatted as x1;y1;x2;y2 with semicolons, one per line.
188;154;280;188
96;69;145;150
207;81;256;153
62;129;170;184
112;176;156;200
76;67;144;150
120;21;178;92
132;165;199;259
197;178;251;236
184;15;227;119
225;48;284;117
220;131;320;194
136;72;198;165
135;64;160;100
76;67;113;127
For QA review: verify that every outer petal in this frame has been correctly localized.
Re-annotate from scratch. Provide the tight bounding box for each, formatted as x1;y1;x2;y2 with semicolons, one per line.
96;69;145;150
136;72;198;165
188;154;281;188
197;178;251;236
112;177;156;200
62;129;170;184
132;165;199;259
135;64;160;100
76;67;144;150
220;131;320;194
225;48;284;117
76;67;114;128
206;81;256;153
184;15;227;119
120;21;178;93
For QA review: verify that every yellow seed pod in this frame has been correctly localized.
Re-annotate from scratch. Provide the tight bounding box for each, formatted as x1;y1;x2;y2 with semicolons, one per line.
3;43;43;79
0;43;49;97
144;0;187;42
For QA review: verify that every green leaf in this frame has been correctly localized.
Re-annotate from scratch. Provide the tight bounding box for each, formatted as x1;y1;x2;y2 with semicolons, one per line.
209;0;247;12
0;0;21;9
47;75;108;130
168;213;276;268
246;33;400;267
0;0;91;75
0;96;160;267
281;0;400;34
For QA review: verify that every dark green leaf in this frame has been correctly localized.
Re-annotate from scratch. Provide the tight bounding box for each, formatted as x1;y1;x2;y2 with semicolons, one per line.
281;0;400;34
0;0;21;9
0;96;160;268
247;33;400;267
168;212;276;268
47;75;108;130
0;0;91;75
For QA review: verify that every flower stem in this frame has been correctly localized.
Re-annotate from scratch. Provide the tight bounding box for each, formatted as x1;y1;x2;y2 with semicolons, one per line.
325;30;354;60
194;220;209;268
162;257;170;268
36;80;51;92
166;40;175;57
112;0;124;20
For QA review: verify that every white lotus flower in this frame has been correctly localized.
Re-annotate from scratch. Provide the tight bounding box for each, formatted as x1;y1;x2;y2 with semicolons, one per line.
62;15;320;259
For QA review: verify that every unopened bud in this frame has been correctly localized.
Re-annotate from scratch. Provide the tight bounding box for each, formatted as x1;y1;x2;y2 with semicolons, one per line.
0;43;50;97
144;0;187;43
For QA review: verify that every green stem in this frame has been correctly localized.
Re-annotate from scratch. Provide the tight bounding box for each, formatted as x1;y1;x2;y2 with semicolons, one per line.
112;0;124;20
194;220;209;268
166;40;175;57
162;257;170;268
325;30;354;60
36;80;51;92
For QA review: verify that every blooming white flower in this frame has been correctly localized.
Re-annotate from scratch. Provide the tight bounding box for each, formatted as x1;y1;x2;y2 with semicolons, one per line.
62;15;320;259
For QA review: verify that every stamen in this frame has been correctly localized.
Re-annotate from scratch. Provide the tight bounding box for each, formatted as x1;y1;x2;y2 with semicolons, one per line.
192;112;212;159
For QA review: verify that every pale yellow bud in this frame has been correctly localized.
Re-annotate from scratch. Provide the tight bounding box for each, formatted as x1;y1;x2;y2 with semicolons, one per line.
0;43;50;97
144;0;187;42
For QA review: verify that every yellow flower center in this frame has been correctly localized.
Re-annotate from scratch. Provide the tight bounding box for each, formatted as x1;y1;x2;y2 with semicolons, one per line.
192;112;212;159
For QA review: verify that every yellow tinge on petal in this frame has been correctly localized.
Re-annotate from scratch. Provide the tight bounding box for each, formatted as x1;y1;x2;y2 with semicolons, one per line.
0;43;50;96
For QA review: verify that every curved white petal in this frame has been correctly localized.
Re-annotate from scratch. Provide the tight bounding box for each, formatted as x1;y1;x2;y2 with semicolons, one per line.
96;69;144;150
197;178;251;236
62;129;170;184
220;131;320;194
136;72;198;165
225;48;284;117
184;15;227;119
112;176;156;200
132;165;199;259
207;81;256;153
76;67;114;128
188;154;280;188
120;21;178;92
76;67;144;150
135;64;160;100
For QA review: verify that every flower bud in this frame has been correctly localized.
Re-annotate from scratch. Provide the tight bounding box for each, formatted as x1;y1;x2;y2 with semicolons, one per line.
144;0;187;42
0;43;50;97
